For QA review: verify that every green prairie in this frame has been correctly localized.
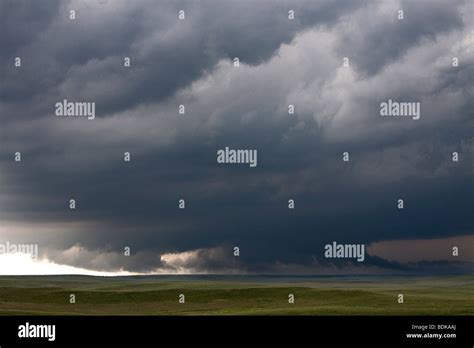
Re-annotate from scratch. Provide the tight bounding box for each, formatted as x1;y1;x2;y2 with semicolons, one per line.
0;275;472;315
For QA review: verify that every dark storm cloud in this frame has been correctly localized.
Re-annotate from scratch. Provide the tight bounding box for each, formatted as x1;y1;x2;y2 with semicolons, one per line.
0;0;361;117
0;0;60;52
336;0;466;76
0;0;473;274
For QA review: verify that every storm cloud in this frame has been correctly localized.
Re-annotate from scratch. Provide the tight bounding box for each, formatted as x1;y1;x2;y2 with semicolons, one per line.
0;0;473;274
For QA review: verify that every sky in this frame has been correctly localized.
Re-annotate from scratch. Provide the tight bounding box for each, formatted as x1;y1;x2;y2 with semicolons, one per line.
0;0;473;275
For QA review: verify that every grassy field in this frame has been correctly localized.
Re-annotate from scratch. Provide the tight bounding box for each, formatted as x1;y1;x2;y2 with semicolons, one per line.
0;275;472;315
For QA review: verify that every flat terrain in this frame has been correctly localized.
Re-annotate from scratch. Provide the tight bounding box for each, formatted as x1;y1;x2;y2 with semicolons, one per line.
0;275;472;315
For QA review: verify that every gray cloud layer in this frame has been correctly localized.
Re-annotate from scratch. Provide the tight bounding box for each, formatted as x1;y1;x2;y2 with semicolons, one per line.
0;0;473;274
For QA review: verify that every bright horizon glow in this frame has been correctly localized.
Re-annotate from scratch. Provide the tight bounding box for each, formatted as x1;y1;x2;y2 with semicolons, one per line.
0;253;137;276
0;252;204;276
